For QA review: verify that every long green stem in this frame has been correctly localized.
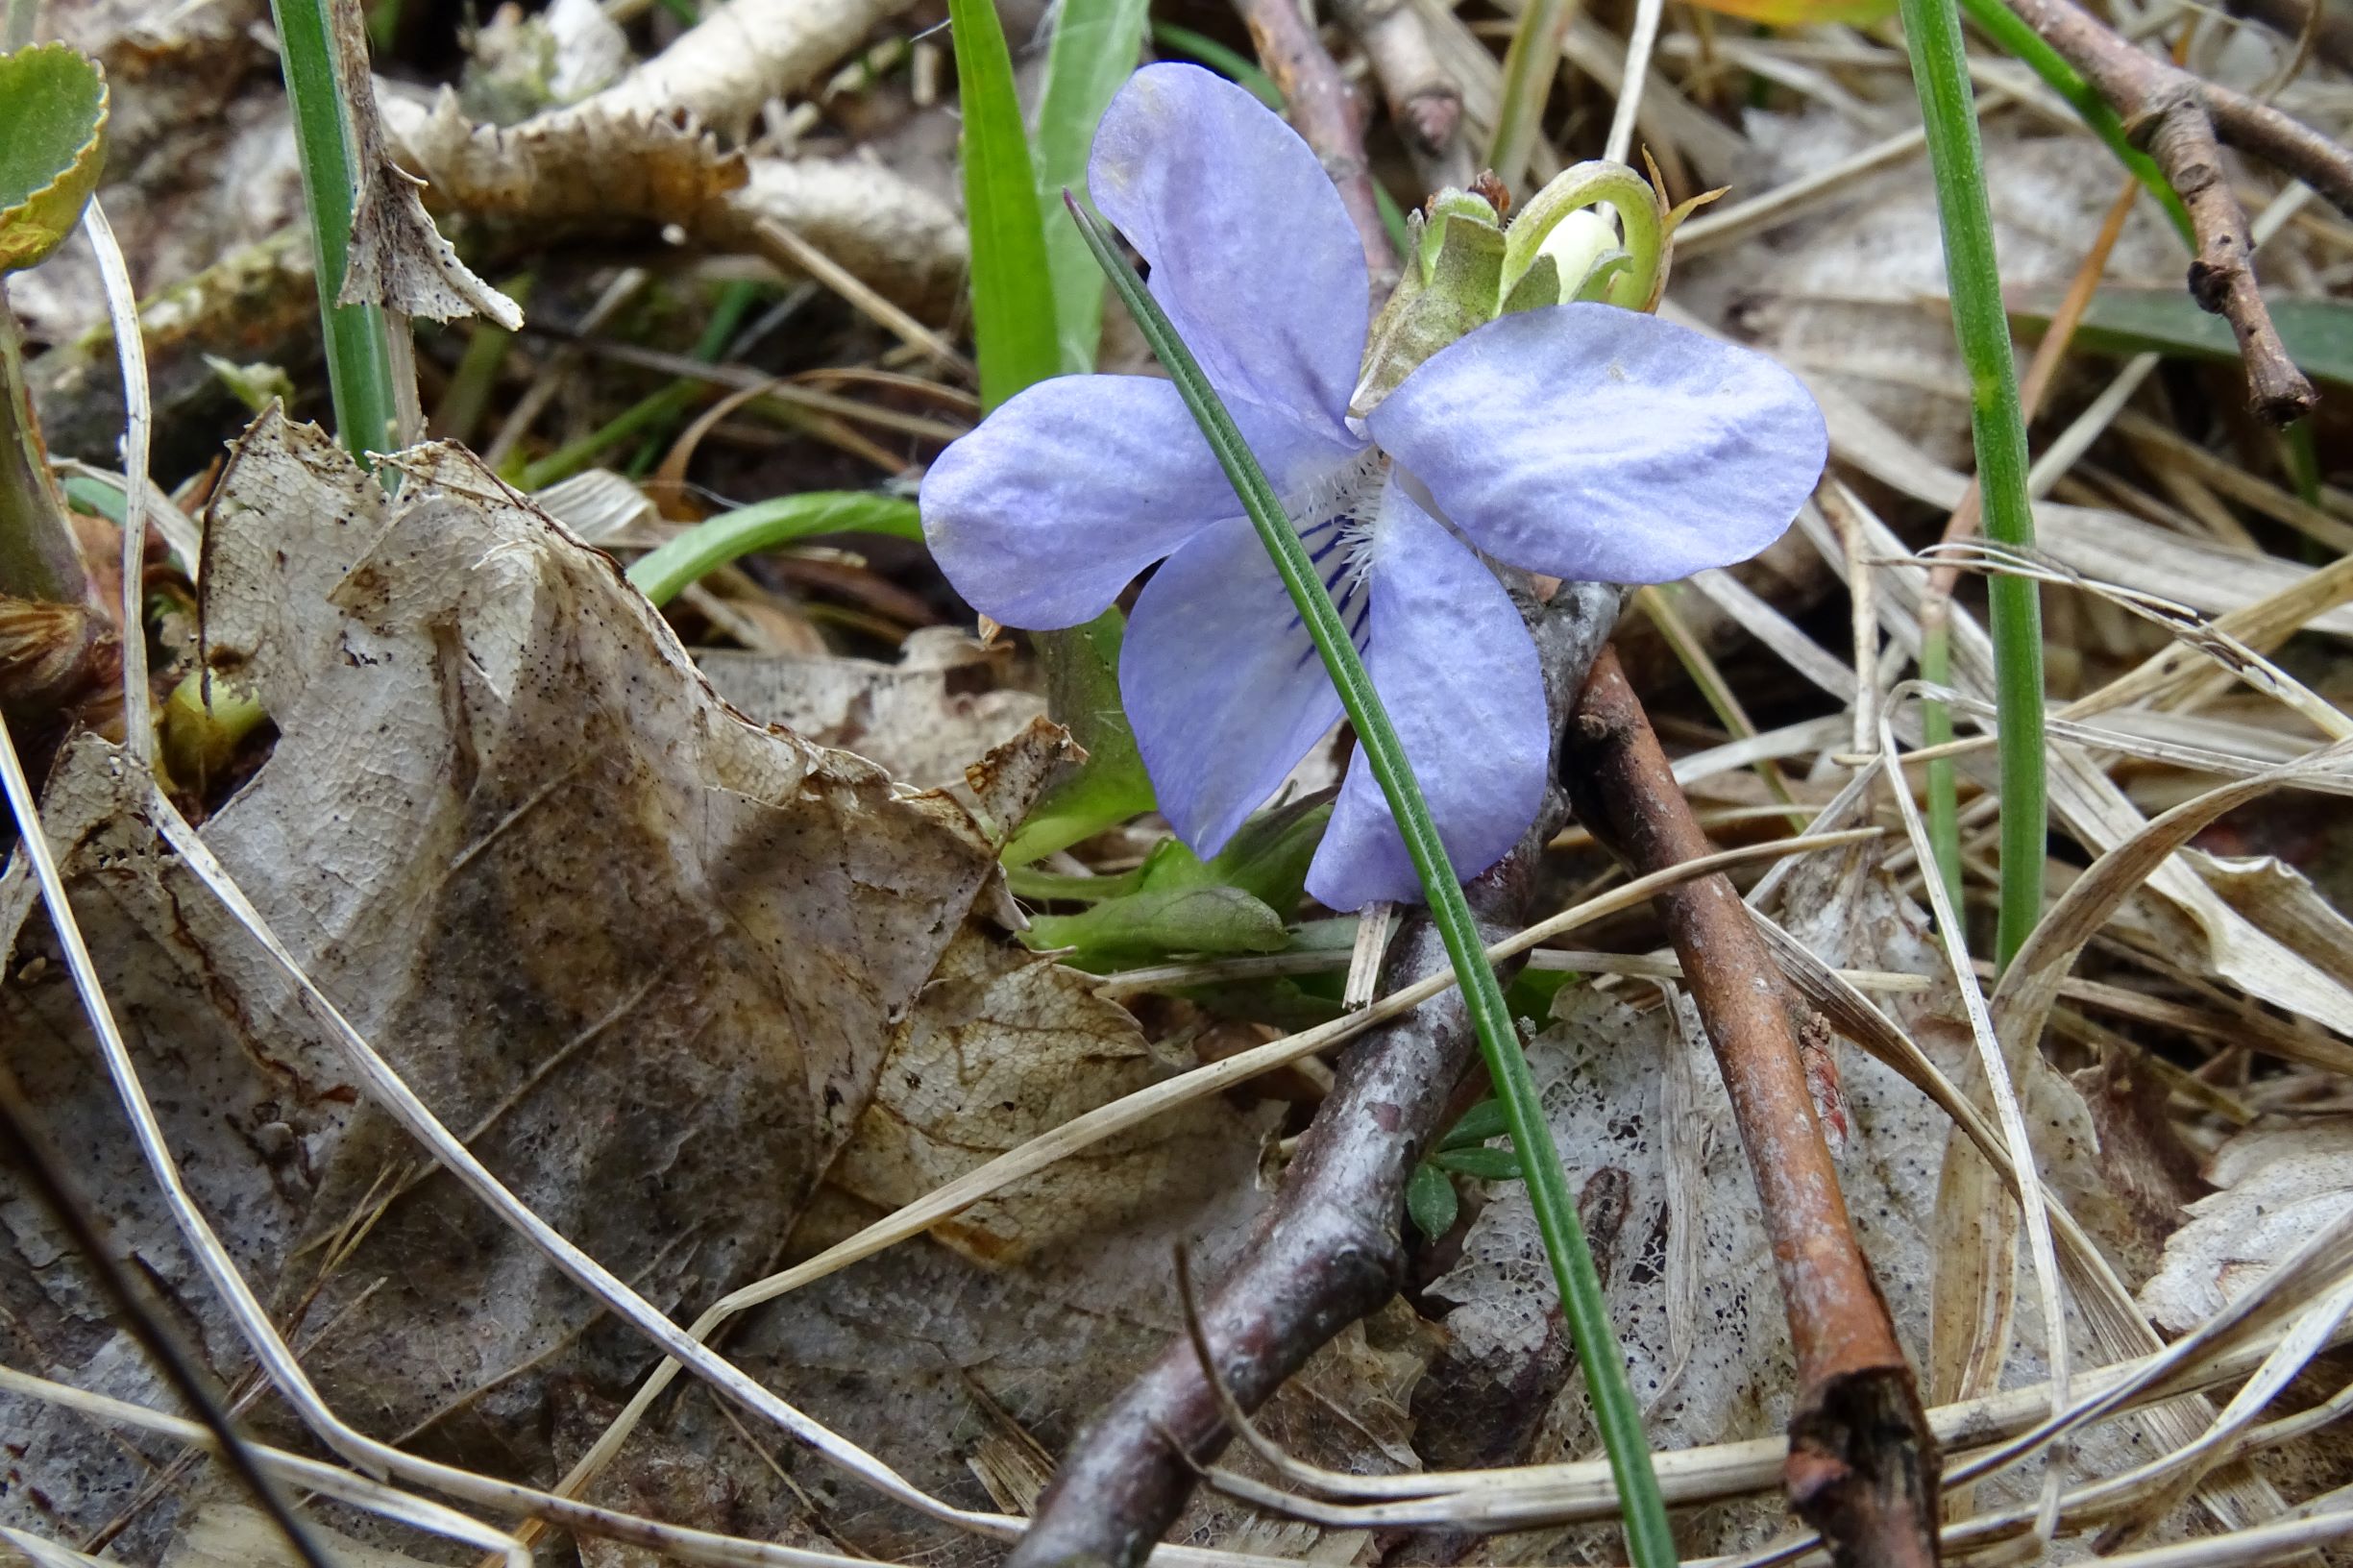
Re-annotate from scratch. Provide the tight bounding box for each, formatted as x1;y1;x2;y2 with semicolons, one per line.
625;493;922;608
1953;0;2191;244
1899;0;2046;967
1917;610;1967;919
0;280;84;601
1072;198;1677;1568
269;0;400;462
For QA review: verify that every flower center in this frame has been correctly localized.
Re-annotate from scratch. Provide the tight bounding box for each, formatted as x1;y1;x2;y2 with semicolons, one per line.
1283;452;1386;661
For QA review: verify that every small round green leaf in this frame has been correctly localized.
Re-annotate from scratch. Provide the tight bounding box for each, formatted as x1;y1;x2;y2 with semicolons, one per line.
0;43;109;274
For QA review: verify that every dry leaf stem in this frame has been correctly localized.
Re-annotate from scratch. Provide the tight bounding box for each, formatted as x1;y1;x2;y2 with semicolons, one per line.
1002;587;1618;1568
1561;647;1940;1568
1231;0;1402;293
1997;0;2351;422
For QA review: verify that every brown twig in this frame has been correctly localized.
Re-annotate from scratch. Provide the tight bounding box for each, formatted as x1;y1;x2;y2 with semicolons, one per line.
999;584;1621;1568
1329;0;1473;190
1560;647;1939;1568
2000;0;2350;423
1232;0;1403;294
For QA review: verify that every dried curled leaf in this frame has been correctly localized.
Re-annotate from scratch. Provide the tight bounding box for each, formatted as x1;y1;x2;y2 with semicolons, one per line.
324;0;519;326
380;89;749;237
0;408;1069;1537
0;44;109;274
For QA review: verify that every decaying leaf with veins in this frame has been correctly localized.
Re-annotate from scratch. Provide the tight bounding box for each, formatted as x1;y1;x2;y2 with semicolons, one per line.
0;406;1064;1538
321;0;520;327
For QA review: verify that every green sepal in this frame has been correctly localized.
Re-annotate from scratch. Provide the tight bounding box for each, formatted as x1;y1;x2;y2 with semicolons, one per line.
1353;190;1507;414
0;44;108;275
1407;1161;1459;1239
1499;160;1669;314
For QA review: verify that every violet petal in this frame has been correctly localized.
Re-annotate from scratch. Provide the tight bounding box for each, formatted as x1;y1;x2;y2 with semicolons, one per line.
1121;511;1354;858
1306;480;1548;909
1367;303;1827;583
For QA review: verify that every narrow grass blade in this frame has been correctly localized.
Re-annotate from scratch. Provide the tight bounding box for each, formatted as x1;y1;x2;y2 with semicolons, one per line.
1071;193;1679;1568
1035;0;1148;373
269;0;400;462
626;494;921;607
944;0;1061;409
1489;0;1576;194
1898;0;2047;965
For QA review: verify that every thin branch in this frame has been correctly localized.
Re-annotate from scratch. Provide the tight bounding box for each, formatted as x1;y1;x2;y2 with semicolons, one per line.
1560;648;1940;1568
1001;586;1621;1568
1996;0;2349;422
1329;0;1470;185
1231;0;1402;292
2140;92;2314;423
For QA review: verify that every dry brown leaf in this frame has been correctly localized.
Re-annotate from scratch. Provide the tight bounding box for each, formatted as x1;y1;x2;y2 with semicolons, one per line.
824;921;1277;1266
161;1505;441;1568
0;408;1062;1546
699;628;1046;791
323;0;521;330
2143;1120;2353;1335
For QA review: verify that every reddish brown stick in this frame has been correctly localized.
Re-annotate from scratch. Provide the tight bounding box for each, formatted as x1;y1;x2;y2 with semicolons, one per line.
1562;647;1939;1568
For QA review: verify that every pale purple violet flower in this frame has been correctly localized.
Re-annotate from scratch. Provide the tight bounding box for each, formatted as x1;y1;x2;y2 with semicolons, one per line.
920;62;1826;910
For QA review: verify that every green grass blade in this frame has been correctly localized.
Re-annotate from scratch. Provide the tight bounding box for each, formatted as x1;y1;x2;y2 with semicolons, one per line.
1071;195;1679;1568
1035;0;1148;373
1148;22;1284;105
626;494;922;607
268;0;401;463
944;0;1061;410
1898;0;2046;967
1488;0;1572;194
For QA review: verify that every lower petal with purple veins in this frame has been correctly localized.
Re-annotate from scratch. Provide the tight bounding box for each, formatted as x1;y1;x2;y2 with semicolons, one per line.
1122;512;1351;860
1307;479;1549;910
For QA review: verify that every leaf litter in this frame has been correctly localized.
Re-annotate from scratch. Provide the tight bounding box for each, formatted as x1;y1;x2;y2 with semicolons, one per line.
7;0;2353;1562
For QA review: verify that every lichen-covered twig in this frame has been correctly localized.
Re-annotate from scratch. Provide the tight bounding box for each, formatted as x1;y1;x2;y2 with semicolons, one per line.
1231;0;1401;292
1000;585;1619;1568
1561;647;1939;1568
1999;0;2351;422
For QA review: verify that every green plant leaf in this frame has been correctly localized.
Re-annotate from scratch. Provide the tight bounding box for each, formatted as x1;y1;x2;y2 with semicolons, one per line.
1001;606;1158;864
2010;286;2353;390
0;43;108;274
1407;1162;1458;1239
1035;0;1148;373
625;493;922;607
944;0;1061;410
1439;1098;1509;1151
1434;1145;1525;1181
1024;883;1290;969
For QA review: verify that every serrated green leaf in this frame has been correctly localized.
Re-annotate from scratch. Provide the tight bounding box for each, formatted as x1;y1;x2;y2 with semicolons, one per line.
1035;0;1148;373
1407;1162;1459;1239
944;0;1061;410
0;43;109;274
2010;286;2353;391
